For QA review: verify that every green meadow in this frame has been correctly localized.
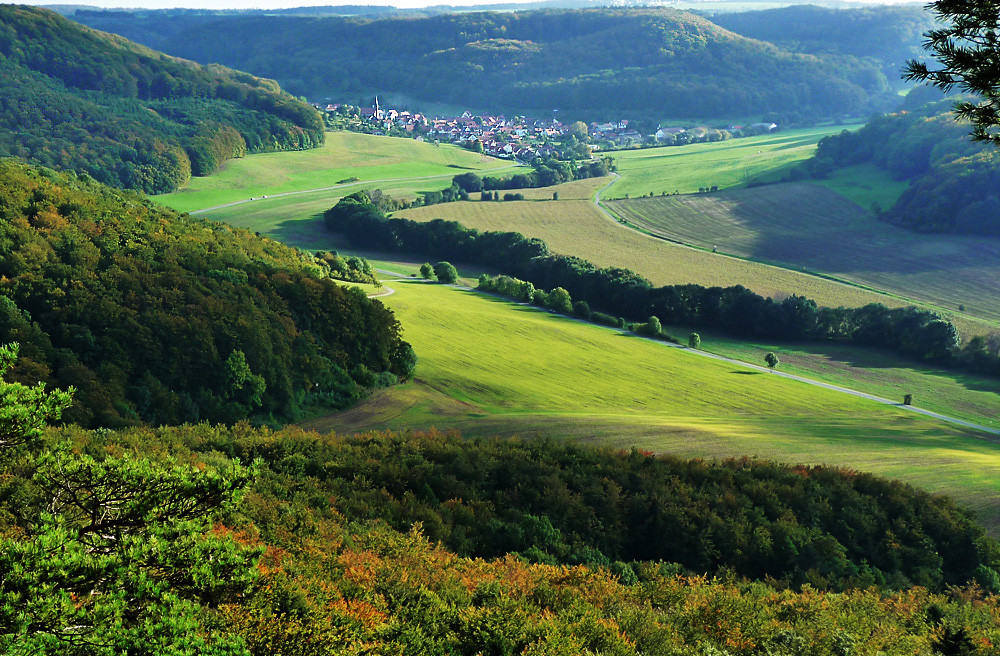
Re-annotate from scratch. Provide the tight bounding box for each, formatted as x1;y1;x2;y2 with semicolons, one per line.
685;328;1000;430
302;278;1000;530
149;131;1000;530
605;126;856;198
158;131;516;214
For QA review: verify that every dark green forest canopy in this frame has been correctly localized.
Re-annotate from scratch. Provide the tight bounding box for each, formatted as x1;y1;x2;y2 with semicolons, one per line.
806;99;1000;235
709;4;934;82
0;159;414;428
75;424;1000;594
0;5;324;194
72;7;896;121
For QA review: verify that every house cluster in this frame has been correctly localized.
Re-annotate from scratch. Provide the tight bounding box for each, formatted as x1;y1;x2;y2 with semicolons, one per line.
425;112;566;160
319;99;779;154
323;101;430;133
590;120;643;147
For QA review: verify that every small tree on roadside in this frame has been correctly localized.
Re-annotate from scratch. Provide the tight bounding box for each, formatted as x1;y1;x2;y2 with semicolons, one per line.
903;393;913;405
688;332;701;349
765;351;779;370
419;262;435;280
647;315;662;337
433;261;458;284
546;287;573;314
552;191;559;200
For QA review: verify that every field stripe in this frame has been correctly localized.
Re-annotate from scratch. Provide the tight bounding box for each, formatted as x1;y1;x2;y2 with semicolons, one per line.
189;166;521;215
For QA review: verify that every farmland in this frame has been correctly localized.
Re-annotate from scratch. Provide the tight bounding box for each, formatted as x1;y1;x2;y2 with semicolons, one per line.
158;131;516;214
302;278;1000;530
149;131;1000;528
605;184;1000;327
604;125;865;198
396;180;930;314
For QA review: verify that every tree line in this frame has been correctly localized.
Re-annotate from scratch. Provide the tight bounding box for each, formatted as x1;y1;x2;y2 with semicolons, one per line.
323;195;1000;376
0;6;324;194
72;7;897;122
802;97;1000;235
5;360;999;652
0;159;414;428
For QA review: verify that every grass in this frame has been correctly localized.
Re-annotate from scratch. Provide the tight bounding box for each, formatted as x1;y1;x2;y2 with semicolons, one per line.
604;184;1000;332
194;173;474;237
300;278;1000;532
815;163;910;211
395;179;922;313
683;328;1000;430
157;131;516;214
605;126;856;199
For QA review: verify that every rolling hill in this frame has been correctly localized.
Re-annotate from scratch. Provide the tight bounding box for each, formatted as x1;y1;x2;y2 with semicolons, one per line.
804;100;1000;236
709;4;934;85
0;158;413;427
71;6;895;121
0;5;324;194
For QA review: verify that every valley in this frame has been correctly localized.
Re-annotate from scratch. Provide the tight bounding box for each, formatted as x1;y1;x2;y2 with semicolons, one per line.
5;4;1000;650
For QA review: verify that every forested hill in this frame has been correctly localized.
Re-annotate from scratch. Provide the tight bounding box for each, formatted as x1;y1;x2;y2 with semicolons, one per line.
71;7;894;121
805;99;1000;235
710;5;934;84
0;5;324;194
0;159;415;428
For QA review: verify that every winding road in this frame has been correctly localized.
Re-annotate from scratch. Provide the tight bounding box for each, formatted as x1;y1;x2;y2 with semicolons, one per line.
192;170;999;438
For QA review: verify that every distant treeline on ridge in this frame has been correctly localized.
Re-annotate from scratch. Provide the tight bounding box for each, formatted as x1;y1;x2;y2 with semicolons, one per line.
0;5;324;194
802;98;1000;236
71;7;897;122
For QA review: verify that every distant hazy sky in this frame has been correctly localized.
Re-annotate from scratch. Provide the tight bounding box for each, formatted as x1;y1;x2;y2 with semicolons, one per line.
33;0;913;9
34;0;548;8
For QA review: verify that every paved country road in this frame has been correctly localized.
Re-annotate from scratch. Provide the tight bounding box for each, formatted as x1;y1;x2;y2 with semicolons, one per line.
376;268;1000;437
590;177;999;436
188;166;522;215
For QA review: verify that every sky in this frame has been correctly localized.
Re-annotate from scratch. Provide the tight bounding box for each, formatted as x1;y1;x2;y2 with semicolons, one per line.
32;0;914;10
34;0;552;8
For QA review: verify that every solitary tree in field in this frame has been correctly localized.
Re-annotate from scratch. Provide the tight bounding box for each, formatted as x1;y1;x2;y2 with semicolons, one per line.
905;0;1000;145
553;191;559;200
688;332;701;348
420;262;435;280
765;351;779;370
433;261;459;284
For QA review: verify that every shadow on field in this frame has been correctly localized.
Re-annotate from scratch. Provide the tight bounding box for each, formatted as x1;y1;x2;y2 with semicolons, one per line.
270;214;337;250
731;370;761;375
754;338;1000;397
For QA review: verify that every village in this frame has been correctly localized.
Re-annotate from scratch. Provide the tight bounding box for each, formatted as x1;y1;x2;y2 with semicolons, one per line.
317;99;780;161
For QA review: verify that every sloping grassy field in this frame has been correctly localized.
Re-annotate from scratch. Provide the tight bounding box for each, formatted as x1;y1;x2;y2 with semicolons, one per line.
684;328;1000;430
158;132;515;213
605;126;857;198
606;184;1000;327
302;278;1000;530
396;181;919;311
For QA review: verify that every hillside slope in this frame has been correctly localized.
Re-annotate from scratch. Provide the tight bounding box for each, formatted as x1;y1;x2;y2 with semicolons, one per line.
0;159;413;427
72;7;893;121
806;100;1000;236
0;5;324;194
710;4;934;85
